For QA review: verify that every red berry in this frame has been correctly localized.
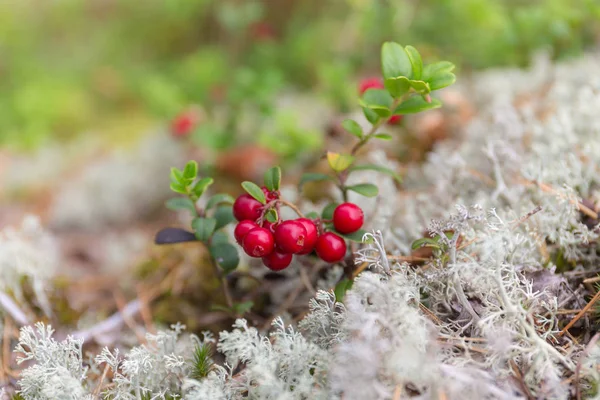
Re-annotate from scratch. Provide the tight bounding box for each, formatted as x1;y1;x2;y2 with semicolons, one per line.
233;194;263;222
171;111;198;137
274;220;307;254
262;250;293;271
234;221;259;244
242;227;274;258
359;78;384;95
262;220;279;233
315;233;347;263
296;218;318;254
261;186;279;203
387;114;403;125
333;203;364;234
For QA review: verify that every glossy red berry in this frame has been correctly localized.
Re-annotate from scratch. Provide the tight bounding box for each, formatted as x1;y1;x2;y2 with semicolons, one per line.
387;114;403;125
261;186;279;203
296;218;318;254
233;194;263;222
315;232;347;263
234;221;259;244
262;220;279;233
333;203;364;234
274;220;307;254
262;250;293;271
242;227;274;258
359;78;384;95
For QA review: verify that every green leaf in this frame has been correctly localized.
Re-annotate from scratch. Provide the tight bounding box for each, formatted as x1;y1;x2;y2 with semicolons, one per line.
393;96;442;114
348;164;402;183
381;42;413;79
341;119;363;139
411;237;440;250
183;160;198;180
334;278;354;302
192;217;217;242
374;133;393;141
327;152;355;173
422;61;455;81
321;202;338;220
346;183;379;197
193;177;214;198
214;206;235;230
241;181;266;204
428;72;456;91
299;173;334;189
263;166;282;191
233;301;254;314
170;167;183;184
210;243;239;272
170;181;188;194
335;228;371;243
305;211;319;220
362;106;380;124
211;231;230;245
384;77;410;98
360;89;393;117
266;208;278;223
206;193;235;210
404;46;423;80
408;80;431;95
165;197;197;215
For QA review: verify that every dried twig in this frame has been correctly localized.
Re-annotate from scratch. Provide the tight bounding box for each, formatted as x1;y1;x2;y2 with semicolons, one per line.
559;289;600;337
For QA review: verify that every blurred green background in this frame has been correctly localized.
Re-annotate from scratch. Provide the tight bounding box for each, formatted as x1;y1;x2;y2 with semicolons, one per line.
1;0;599;152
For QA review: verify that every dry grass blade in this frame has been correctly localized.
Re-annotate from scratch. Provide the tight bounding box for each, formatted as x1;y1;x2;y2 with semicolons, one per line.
559;289;600;337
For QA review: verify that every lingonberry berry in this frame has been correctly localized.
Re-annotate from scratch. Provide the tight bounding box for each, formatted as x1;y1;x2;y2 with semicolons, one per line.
315;232;347;263
274;220;307;254
262;250;293;271
233;194;263;222
261;186;279;203
171;110;198;137
234;220;259;244
359;78;384;95
333;203;364;234
242;227;274;257
296;218;318;254
262;220;279;233
387;114;403;125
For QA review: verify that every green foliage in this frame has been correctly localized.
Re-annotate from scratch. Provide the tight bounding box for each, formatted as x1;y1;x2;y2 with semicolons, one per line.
241;181;266;204
263;166;282;191
191;343;215;380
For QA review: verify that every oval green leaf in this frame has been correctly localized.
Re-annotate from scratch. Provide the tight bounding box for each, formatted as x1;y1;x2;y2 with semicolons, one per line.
327;152;355;173
241;181;266;204
206;193;235;210
299;173;334;189
214;206;235;231
210;242;239;273
404;45;423;80
263;166;282;191
192;217;217;242
384;77;410;98
348;164;402;183
321;202;338;220
393;96;442;114
374;133;393;141
428;72;456;91
381;41;413;79
165;197;198;216
183;160;198;180
422;61;455;81
341;119;363;139
346;183;379;197
266;208;278;223
193;177;214;198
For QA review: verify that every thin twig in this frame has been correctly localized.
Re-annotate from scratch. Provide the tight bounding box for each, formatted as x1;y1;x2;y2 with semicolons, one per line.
0;292;30;326
92;363;111;396
393;384;403;400
559;289;600;337
71;299;141;343
575;332;600;400
278;199;306;219
510;360;535;400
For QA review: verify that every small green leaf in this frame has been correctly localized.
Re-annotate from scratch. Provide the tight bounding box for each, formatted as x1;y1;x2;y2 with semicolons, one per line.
348;164;402;183
381;41;413;79
210;243;239;272
233;301;254;314
241;181;266;204
211;231;230;245
408;80;431;95
374;133;393;141
321;202;338;220
360;89;393;117
214;206;235;230
165;197;197;215
170;167;183;184
335;228;371;243
206;193;235;210
192;217;217;242
183;160;198;180
170;181;188;194
263;166;282;191
193;177;214;198
428;72;456;91
299;173;334;189
341;119;363;139
411;237;440;250
327;152;355;173
334;278;354;302
384;77;410;98
422;61;455;82
346;183;379;197
404;45;423;80
393;96;442;114
305;211;319;219
266;208;278;223
362;107;380;124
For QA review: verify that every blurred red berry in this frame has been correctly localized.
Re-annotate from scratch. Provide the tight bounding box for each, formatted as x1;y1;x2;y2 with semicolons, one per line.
250;21;275;41
315;232;347;263
262;250;293;271
242;227;274;257
296;218;318;254
274;220;307;254
171;110;199;138
359;78;384;95
333;203;364;234
234;221;259;244
233;194;263;222
387;114;403;125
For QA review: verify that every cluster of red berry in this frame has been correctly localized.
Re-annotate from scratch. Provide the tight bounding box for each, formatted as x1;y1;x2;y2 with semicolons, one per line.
359;78;403;125
232;188;364;271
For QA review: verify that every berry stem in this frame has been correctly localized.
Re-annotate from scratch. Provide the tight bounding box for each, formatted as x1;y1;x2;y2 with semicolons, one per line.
207;237;234;310
277;199;306;219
